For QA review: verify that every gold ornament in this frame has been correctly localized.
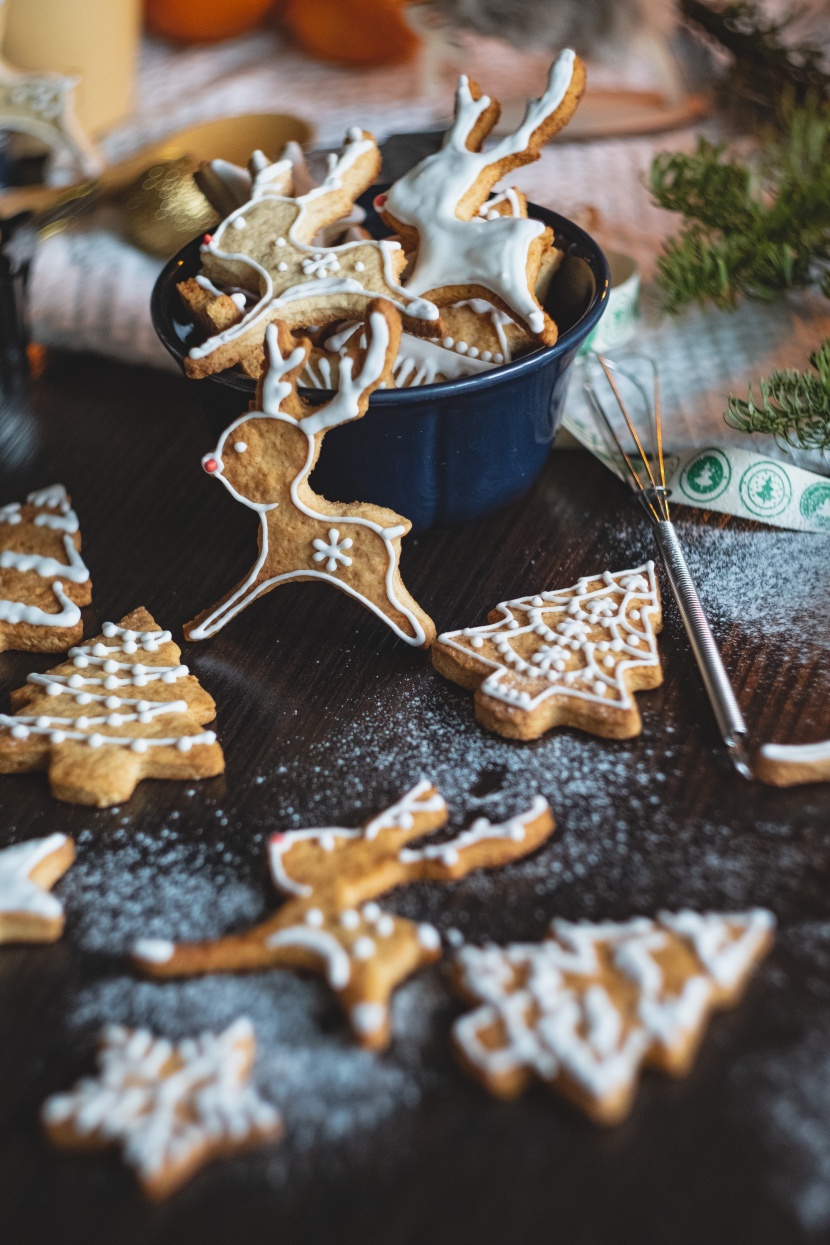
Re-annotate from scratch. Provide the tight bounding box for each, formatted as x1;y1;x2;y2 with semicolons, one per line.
120;157;219;259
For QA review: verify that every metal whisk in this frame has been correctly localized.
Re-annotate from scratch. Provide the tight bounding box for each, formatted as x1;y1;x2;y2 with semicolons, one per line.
584;353;752;780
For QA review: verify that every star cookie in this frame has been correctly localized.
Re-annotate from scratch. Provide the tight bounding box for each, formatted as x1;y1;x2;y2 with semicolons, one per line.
432;561;663;740
42;1019;281;1199
133;780;554;1049
0;834;75;944
452;909;775;1124
0;607;224;806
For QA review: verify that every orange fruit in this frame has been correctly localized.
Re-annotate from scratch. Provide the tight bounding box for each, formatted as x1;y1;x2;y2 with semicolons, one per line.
279;0;419;68
145;0;275;44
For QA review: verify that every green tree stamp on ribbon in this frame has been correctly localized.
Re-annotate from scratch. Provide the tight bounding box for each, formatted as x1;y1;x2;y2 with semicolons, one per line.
800;481;830;531
680;449;731;502
739;461;793;519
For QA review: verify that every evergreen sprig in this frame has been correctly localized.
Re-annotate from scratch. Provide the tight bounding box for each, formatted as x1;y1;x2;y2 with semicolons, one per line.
649;105;830;313
725;338;830;453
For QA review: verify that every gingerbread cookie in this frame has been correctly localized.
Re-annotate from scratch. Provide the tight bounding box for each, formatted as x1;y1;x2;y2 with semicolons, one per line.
0;833;75;944
433;562;662;740
134;780;554;1049
453;909;774;1124
756;739;830;787
185;302;435;647
181;129;441;379
0;607;224;807
0;484;91;653
42;1018;281;1200
376;48;586;345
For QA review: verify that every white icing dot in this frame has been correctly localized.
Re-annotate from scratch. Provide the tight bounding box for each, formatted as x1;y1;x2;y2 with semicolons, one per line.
104;676;119;690
277;261;288;272
123;641;137;654
362;902;381;923
234;442;247;453
305;908;324;927
455;341;468;354
136;701;150;713
138;712;152;724
468;346;479;358
49;730;66;744
630;609;641;620
418;923;441;951
630;635;641;646
276;237;286;246
102;623;117;637
162;673;176;684
107;714;122;727
105;696;119;709
604;655;615;669
75;716;89;730
442;337;454;349
470;636;483;649
494;352;504;364
47;683;62;697
353;936;376;960
177;737;193;752
88;733;104;748
11;725;29;739
75;693;92;706
376;915;395;937
68;674;84;688
73;656;88;669
355;261;365;272
340;910;360;930
593;681;606;696
103;660;118;674
131;739;148;753
92;643;107;657
481;351;492;361
36;716;49;728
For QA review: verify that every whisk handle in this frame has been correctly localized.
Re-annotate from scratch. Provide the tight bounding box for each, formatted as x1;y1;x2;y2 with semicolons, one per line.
653;521;750;775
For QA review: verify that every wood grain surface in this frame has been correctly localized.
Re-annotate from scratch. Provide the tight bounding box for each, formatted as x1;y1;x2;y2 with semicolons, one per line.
0;352;829;1245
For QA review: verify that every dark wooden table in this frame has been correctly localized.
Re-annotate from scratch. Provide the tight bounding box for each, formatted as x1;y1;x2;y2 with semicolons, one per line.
1;352;829;1245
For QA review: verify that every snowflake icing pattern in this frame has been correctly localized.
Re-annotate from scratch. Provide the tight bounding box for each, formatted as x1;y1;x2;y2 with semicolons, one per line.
439;562;660;711
42;1019;280;1198
312;528;354;574
301;251;341;278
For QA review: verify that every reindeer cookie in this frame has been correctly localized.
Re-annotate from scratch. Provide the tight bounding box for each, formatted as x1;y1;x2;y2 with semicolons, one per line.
0;484;91;654
180;128;441;379
134;780;554;1049
0;608;224;806
185;301;435;647
453;909;775;1124
376;48;586;346
433;562;663;740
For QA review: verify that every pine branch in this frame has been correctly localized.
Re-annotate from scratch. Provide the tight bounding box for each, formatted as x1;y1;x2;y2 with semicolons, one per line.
725;338;830;453
649;105;830;312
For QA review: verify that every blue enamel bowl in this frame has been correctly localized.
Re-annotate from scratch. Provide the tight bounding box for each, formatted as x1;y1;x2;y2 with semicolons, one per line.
151;188;609;530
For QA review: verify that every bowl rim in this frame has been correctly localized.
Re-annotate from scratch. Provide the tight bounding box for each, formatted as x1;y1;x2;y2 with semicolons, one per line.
151;198;610;404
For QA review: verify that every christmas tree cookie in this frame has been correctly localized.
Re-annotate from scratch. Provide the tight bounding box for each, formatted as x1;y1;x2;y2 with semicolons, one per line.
452;909;775;1124
0;608;224;807
134;780;554;1049
432;562;663;740
0;484;91;654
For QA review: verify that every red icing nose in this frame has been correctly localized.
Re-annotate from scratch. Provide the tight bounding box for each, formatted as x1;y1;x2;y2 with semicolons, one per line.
203;233;213;244
374;193;387;209
203;457;219;473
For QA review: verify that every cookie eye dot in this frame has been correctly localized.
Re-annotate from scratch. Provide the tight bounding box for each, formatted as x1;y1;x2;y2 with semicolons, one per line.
234;441;247;453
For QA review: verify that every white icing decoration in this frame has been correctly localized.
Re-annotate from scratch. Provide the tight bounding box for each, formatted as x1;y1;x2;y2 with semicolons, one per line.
438;562;660;711
265;926;352;988
1;623;215;752
311;528;353;573
189;315;429;646
453;909;775;1104
41;1019;279;1182
132;938;175;964
188;134;438;364
0;834;69;921
399;796;548;865
759;740;830;766
382;50;576;333
350;1002;386;1035
0;485;88;627
363;778;447;840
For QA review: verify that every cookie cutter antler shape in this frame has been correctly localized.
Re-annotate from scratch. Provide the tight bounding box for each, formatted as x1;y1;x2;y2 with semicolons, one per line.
42;1018;281;1200
432;563;663;740
181;128;441;378
377;48;586;345
185;301;436;647
0;484;92;654
133;780;554;1050
0;607;224;807
0;834;75;944
452;909;775;1124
